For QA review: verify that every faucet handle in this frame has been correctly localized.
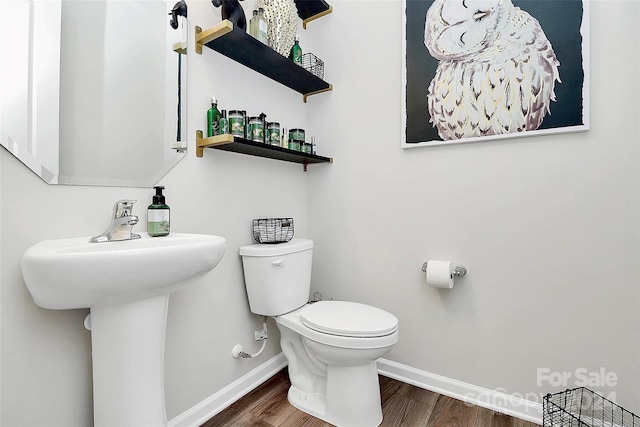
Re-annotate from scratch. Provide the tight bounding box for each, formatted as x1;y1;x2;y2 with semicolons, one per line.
113;199;137;218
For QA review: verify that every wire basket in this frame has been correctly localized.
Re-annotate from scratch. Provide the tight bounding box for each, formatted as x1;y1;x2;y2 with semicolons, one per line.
302;53;324;79
252;218;294;244
543;388;640;427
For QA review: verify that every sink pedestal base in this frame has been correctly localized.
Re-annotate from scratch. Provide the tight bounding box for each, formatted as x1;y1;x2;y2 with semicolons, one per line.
90;294;169;427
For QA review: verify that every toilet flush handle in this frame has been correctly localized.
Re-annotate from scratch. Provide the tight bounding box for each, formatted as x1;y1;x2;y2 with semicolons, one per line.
272;259;285;267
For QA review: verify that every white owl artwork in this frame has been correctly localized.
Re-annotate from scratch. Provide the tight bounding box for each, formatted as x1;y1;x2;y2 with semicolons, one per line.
402;0;589;147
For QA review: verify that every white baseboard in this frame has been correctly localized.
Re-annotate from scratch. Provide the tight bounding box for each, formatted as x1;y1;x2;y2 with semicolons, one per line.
168;353;288;427
169;354;542;427
376;358;543;425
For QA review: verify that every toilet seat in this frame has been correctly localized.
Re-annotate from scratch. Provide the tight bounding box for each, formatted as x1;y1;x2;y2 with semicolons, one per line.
300;301;398;338
277;304;399;350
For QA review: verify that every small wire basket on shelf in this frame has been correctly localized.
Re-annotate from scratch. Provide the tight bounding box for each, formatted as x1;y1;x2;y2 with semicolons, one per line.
543;388;640;427
302;53;324;80
252;218;294;244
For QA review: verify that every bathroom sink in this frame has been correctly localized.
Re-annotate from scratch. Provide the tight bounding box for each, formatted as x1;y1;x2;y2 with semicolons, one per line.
21;231;226;426
21;232;226;309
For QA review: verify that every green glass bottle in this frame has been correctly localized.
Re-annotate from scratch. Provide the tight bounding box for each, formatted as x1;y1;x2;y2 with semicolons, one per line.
207;97;221;137
219;110;229;134
289;34;302;65
147;186;170;237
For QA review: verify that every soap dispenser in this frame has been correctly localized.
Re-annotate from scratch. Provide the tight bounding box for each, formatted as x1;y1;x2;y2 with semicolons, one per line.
148;186;170;237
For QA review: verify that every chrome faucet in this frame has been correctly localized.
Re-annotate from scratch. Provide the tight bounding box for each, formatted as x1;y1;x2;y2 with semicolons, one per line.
89;200;141;243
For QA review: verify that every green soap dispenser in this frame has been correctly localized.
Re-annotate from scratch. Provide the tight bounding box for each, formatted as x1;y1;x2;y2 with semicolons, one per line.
148;186;170;237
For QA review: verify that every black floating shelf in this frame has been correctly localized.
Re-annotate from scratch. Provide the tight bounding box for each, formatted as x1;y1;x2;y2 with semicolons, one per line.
195;21;332;102
294;0;332;28
196;131;333;171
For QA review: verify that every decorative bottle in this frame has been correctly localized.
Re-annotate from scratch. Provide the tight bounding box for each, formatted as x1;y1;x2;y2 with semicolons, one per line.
219;110;229;134
249;10;258;39
257;8;268;44
289;34;302;65
207;97;221;137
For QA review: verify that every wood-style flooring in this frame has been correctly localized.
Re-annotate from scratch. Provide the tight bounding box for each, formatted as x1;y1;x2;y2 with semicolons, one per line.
201;368;541;427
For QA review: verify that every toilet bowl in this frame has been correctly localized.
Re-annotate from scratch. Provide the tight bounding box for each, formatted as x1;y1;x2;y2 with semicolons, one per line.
239;239;399;427
276;302;398;427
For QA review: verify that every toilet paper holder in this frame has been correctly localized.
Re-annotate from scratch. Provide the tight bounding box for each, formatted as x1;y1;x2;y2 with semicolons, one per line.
421;262;467;278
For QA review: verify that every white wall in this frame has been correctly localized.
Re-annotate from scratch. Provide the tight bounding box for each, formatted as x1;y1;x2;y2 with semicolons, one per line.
0;0;309;424
307;0;640;411
1;0;639;425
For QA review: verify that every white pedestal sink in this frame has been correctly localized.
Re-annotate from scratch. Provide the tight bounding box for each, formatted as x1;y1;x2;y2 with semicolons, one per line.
21;233;226;427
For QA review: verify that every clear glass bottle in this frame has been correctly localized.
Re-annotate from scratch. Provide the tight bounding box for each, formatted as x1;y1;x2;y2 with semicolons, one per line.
289;34;302;65
249;10;258;39
257;8;268;44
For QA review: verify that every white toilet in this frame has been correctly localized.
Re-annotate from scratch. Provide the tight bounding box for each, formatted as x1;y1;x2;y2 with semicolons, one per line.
239;239;399;427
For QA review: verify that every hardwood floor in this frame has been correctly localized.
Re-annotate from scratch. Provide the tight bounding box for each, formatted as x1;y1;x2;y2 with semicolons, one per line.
201;369;541;427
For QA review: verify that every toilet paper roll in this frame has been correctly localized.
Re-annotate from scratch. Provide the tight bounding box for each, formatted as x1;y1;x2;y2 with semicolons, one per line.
426;260;454;289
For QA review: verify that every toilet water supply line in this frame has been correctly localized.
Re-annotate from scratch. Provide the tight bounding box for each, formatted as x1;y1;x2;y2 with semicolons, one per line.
232;317;268;359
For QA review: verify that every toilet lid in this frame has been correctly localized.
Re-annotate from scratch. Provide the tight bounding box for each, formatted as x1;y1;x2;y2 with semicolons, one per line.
300;301;398;338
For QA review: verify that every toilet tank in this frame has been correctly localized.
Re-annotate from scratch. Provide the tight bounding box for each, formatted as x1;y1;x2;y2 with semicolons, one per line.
239;239;313;316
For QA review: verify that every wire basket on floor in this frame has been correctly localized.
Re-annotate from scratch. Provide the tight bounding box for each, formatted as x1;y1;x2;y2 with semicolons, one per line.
252;218;294;244
302;53;324;79
543;388;640;427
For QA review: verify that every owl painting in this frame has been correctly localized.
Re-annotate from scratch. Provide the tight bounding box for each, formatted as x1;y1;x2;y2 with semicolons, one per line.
423;0;561;140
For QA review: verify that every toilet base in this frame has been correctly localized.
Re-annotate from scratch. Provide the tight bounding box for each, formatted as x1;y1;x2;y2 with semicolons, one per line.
287;387;327;422
286;362;383;427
